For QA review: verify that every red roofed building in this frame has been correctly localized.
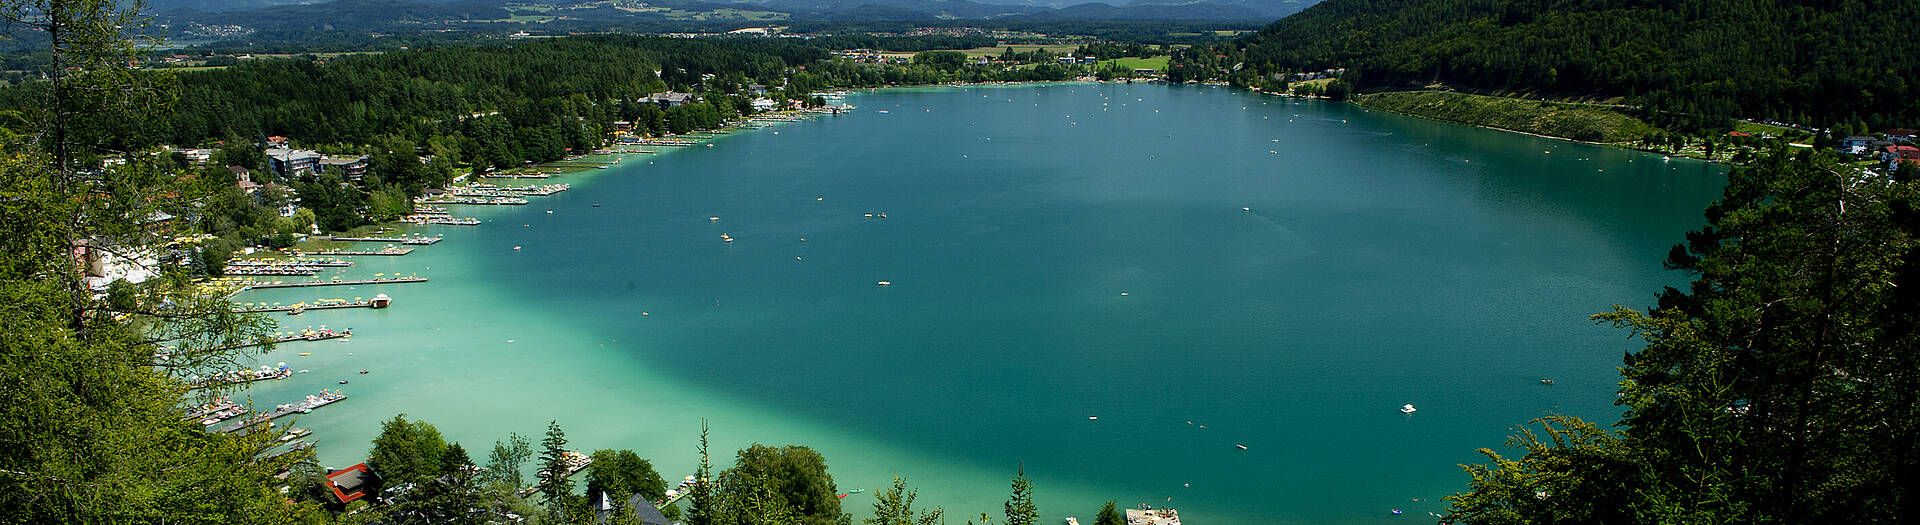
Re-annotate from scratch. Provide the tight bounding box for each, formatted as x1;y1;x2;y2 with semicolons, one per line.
325;463;378;504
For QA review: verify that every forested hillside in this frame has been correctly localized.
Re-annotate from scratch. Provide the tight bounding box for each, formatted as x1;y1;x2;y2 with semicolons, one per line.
1184;0;1920;131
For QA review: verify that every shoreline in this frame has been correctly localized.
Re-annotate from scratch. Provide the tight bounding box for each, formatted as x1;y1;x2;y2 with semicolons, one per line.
1342;90;1740;164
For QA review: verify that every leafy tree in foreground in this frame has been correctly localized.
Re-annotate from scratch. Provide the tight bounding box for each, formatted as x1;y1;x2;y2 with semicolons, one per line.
587;448;668;504
484;432;534;490
0;0;320;522
866;475;943;525
368;413;450;487
1446;148;1919;523
718;443;846;525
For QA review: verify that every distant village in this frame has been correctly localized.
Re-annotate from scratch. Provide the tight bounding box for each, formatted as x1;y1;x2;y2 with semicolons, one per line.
1839;130;1920;172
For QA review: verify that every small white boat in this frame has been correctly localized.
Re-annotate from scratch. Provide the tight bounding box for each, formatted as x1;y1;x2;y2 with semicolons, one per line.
1401;404;1417;414
876;281;892;286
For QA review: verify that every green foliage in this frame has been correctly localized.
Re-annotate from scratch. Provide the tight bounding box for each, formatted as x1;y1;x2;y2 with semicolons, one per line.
1446;149;1920;522
688;421;719;525
291;172;367;232
483;432;533;490
865;476;943;525
587;449;668;504
1191;0;1920;130
1354;91;1658;143
717;444;846;525
369;413;451;487
911;50;969;71
1094;500;1122;525
1003;465;1037;525
0;1;323;522
537;420;575;510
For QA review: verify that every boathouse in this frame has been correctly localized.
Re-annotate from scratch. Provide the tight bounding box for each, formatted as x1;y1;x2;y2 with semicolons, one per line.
325;463;379;504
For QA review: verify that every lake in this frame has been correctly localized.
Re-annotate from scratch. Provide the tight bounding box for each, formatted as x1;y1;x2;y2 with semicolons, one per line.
235;82;1723;524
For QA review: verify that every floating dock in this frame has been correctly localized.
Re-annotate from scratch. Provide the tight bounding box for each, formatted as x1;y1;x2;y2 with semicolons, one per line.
215;329;352;350
328;236;442;245
229;260;354;268
211;390;348;434
234;296;391;314
243;277;427;289
295;248;413;256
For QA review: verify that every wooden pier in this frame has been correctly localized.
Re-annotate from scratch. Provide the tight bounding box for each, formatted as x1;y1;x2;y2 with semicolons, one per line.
243;277;427;289
295;248;413;256
212;390;348;434
328;236;442;245
216;329;351;350
234;297;390;314
229;260;354;267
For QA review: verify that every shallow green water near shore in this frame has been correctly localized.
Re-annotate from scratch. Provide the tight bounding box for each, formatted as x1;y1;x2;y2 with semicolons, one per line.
233;83;1723;524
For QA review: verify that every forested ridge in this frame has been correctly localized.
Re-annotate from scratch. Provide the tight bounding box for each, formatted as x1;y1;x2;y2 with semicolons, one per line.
1179;0;1920;131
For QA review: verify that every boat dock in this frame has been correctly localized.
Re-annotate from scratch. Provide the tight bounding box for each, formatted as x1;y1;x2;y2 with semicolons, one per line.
234;296;391;314
223;266;324;276
401;215;481;225
182;397;244;424
296;247;414;256
328;236;442;245
189;366;293;390
243;277;427;289
211;390;348;434
229;260;354;267
216;328;352;350
260;441;314;461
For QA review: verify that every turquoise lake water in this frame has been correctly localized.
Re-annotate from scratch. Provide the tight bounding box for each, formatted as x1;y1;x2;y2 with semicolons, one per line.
230;83;1725;524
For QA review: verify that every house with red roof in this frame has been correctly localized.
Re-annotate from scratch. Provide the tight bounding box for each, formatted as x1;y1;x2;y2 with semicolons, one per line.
325;463;379;504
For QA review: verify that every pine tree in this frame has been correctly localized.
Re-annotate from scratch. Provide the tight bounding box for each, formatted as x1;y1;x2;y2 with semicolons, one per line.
538;420;576;518
1095;500;1123;525
688;419;718;525
1004;464;1037;525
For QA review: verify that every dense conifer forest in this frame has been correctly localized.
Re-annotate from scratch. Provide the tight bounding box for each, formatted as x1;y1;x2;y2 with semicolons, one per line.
1174;0;1920;131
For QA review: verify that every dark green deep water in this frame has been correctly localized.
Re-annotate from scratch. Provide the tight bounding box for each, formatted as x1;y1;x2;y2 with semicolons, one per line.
239;83;1723;524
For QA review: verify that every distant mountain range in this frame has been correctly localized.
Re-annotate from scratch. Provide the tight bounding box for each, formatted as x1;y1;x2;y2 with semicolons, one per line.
146;0;1316;23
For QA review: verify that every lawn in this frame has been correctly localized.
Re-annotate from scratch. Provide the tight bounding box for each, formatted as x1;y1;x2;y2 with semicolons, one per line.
1097;56;1169;70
